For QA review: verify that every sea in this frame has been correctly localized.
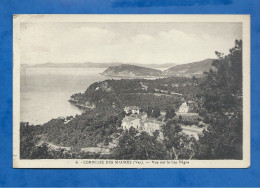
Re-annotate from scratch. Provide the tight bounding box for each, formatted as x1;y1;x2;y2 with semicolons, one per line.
20;68;111;125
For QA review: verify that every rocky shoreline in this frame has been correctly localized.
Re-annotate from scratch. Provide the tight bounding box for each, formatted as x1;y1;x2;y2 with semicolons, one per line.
69;98;96;109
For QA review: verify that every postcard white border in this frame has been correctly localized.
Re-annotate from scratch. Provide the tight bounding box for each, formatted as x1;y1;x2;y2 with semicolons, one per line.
13;14;250;168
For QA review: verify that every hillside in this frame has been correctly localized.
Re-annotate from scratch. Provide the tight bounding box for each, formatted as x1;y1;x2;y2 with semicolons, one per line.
102;64;162;77
164;59;215;77
130;63;176;69
21;62;176;69
22;62;121;68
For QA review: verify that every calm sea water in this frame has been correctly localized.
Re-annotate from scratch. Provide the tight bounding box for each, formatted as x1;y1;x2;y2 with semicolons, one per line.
20;68;110;125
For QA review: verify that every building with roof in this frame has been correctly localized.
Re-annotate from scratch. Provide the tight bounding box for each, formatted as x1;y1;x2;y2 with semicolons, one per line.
121;111;164;133
143;118;164;135
121;116;141;130
121;107;165;140
177;102;189;113
175;102;199;122
160;111;166;116
133;112;147;120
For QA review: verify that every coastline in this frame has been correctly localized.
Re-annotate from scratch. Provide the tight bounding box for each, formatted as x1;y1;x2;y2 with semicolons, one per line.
100;72;166;79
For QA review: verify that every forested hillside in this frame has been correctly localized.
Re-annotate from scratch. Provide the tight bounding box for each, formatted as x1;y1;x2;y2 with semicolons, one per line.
69;76;202;111
102;64;162;77
164;59;215;77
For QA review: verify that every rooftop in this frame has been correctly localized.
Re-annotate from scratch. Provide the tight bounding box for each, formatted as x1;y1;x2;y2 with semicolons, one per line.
122;116;140;123
180;102;188;107
124;106;140;110
144;118;164;125
129;112;147;118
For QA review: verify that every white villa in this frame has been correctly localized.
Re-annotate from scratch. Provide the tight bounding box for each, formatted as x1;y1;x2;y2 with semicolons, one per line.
174;101;200;123
143;118;164;135
121;104;203;141
121;106;164;137
121;116;141;130
177;102;189;113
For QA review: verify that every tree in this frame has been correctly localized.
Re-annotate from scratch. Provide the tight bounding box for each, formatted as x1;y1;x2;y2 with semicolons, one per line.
192;75;198;84
178;115;183;123
30;143;50;159
162;120;198;159
113;127;167;159
162;120;182;159
197;40;243;159
146;106;161;118
153;107;161;118
165;107;176;120
146;106;153;117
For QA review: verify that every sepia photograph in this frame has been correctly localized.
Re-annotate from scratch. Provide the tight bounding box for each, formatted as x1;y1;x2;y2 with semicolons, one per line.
13;14;250;168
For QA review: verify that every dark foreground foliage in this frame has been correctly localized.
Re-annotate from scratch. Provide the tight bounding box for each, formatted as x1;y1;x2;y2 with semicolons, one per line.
196;40;243;159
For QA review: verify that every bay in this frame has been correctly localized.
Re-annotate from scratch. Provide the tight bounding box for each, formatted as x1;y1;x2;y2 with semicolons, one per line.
20;68;110;125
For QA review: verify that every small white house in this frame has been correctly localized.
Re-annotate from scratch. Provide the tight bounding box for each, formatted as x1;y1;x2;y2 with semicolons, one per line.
178;102;189;113
160;111;166;116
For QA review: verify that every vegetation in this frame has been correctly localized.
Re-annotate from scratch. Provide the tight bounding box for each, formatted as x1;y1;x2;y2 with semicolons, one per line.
165;59;215;77
113;119;198;160
113;128;167;159
20;40;243;160
102;64;162;77
102;59;215;78
70;76;202;112
162;120;198;159
196;40;243;159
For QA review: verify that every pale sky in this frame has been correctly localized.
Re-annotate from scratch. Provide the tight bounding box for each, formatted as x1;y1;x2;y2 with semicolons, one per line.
20;22;242;65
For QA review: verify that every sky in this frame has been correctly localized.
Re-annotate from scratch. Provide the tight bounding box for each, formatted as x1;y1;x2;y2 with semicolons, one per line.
20;22;242;65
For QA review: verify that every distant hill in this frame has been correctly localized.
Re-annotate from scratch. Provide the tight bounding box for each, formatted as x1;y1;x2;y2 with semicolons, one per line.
21;62;176;69
102;64;162;77
22;59;214;77
129;63;176;69
164;59;215;77
21;62;122;68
